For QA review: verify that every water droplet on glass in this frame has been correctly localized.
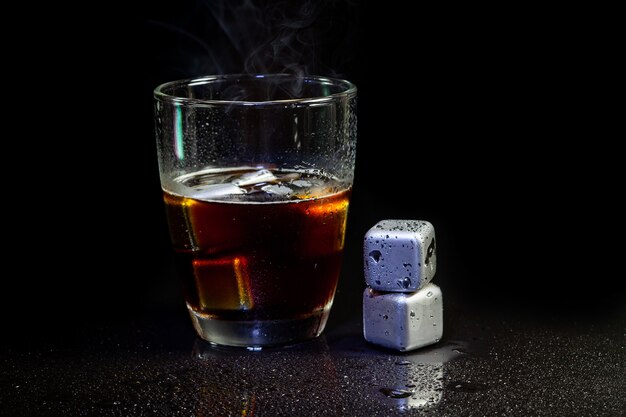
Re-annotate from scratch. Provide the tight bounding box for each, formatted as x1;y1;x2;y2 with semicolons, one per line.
383;314;389;320
410;311;416;317
427;291;433;297
395;360;411;366
384;331;390;336
401;277;411;289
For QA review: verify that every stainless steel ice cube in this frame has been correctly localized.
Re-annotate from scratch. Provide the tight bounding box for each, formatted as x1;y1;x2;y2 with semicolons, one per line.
363;283;443;351
364;220;436;292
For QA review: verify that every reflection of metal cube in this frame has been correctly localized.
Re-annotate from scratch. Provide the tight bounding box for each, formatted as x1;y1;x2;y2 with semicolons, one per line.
386;363;444;411
406;363;444;409
364;220;436;292
363;283;443;351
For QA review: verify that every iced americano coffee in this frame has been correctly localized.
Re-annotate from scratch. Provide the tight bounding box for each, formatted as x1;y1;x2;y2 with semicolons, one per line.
164;167;349;346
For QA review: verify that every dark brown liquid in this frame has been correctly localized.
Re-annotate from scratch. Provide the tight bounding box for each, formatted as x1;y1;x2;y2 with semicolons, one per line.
163;179;350;322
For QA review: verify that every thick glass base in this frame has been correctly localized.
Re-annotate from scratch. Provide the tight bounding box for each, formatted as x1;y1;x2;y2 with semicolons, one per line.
188;305;332;349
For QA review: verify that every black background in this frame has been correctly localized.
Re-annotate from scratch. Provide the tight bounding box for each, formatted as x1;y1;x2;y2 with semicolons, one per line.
5;1;622;339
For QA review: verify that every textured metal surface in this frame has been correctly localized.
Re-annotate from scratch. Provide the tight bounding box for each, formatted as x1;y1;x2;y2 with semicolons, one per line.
363;284;443;351
364;220;437;292
2;304;624;416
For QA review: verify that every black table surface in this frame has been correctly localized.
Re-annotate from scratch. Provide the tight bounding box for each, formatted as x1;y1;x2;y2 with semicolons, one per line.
2;259;624;417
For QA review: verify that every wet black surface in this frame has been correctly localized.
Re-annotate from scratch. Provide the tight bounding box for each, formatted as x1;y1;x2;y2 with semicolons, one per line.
2;297;624;416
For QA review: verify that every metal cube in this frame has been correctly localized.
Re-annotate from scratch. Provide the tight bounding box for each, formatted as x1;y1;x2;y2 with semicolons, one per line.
363;283;443;351
364;220;436;292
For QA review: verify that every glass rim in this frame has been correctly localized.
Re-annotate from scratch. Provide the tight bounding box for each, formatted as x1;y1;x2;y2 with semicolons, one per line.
154;73;357;106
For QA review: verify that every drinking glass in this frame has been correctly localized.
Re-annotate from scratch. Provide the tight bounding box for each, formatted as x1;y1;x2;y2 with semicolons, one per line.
154;74;357;348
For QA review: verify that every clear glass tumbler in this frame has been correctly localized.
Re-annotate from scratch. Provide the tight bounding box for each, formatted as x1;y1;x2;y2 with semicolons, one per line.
154;74;357;348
